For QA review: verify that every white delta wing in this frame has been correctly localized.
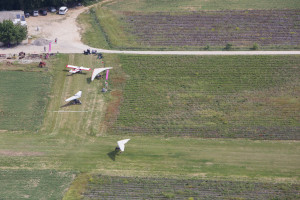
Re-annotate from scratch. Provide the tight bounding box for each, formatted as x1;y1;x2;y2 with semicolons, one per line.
91;67;112;81
117;139;130;152
65;91;82;102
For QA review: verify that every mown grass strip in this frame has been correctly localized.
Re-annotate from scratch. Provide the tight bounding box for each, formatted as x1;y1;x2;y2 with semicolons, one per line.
1;132;299;182
77;8;110;49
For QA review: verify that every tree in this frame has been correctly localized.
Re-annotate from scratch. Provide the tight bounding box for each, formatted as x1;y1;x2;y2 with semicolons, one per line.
0;20;27;46
14;23;28;44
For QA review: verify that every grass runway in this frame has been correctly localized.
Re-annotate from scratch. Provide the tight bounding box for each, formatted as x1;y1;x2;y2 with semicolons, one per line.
0;53;299;199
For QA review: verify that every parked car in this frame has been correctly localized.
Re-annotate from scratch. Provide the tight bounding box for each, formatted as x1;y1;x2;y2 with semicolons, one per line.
33;10;38;16
59;6;68;15
25;13;30;18
40;10;47;16
49;7;56;13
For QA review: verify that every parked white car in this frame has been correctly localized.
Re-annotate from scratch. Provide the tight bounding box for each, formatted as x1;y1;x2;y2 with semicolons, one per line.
59;6;68;15
33;10;38;16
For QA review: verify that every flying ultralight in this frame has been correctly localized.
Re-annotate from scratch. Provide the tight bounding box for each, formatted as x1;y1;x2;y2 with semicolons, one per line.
116;139;130;152
66;65;91;74
65;90;82;104
91;67;112;81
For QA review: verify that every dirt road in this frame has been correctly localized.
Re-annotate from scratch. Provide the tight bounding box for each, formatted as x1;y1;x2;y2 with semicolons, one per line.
0;5;300;55
0;6;90;54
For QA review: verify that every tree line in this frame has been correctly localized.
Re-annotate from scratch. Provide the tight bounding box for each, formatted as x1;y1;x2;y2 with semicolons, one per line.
0;0;98;11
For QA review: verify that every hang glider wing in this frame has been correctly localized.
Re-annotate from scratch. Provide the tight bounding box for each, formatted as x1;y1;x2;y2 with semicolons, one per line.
65;91;82;102
117;139;130;152
91;67;112;81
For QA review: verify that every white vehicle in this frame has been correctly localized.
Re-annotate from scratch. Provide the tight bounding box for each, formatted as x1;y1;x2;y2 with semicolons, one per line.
65;91;82;104
59;6;68;15
66;65;91;74
33;10;38;16
91;67;112;81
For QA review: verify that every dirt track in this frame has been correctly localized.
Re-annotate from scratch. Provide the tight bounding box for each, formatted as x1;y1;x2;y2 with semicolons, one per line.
0;6;90;54
0;5;300;55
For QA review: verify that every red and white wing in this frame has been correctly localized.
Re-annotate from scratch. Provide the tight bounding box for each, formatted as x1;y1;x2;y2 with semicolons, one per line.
69;68;80;73
66;65;79;69
65;91;82;102
67;65;90;73
79;66;91;71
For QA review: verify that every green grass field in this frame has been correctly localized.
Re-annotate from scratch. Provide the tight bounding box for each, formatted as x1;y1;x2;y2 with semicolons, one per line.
109;55;300;139
0;132;299;181
0;53;299;199
0;70;50;131
0;170;74;200
78;2;300;51
1;1;300;199
82;175;300;199
103;0;300;12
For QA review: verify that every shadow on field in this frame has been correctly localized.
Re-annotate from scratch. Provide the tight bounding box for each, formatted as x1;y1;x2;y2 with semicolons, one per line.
107;151;117;161
60;101;81;108
60;102;73;108
86;77;91;84
63;69;88;76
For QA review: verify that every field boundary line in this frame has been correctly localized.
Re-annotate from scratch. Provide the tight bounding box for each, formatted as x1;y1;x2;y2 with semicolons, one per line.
52;111;90;113
98;50;300;55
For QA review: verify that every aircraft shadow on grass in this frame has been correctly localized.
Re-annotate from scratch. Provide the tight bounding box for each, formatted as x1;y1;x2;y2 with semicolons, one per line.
60;101;81;108
107;150;118;161
86;77;91;84
63;69;88;76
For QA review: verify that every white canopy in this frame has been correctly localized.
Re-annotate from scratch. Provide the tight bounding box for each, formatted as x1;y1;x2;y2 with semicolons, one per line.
117;139;130;152
91;67;112;81
65;91;82;102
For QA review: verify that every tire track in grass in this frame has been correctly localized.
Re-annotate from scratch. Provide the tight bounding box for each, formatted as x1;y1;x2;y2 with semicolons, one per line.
41;54;69;134
52;54;75;134
81;55;106;137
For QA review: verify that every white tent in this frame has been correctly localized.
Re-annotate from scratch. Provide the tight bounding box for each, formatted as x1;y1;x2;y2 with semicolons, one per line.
117;139;130;152
91;67;112;81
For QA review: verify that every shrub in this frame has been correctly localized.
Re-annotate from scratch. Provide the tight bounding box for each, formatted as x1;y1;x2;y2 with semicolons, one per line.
162;192;175;198
251;43;259;50
224;43;233;50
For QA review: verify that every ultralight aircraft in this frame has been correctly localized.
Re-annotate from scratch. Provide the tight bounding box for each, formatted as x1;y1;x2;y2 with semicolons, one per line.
65;90;82;104
66;65;91;74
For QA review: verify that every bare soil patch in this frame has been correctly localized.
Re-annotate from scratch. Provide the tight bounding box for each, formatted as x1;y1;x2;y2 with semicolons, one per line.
0;6;90;54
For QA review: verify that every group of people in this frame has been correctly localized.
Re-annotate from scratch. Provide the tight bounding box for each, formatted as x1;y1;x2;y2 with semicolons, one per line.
44;38;58;52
